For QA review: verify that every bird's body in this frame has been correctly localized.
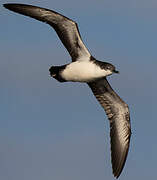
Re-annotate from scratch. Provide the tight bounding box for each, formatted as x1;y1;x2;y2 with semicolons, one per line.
4;3;131;178
52;58;114;82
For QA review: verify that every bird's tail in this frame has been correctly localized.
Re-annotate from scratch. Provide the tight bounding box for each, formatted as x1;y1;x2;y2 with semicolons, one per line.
49;65;66;82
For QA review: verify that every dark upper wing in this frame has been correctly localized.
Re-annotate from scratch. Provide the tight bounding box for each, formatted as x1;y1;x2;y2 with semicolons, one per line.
88;78;131;178
3;3;91;62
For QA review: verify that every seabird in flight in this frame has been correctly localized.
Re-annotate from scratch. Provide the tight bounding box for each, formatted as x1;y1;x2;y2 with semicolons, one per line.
4;3;131;178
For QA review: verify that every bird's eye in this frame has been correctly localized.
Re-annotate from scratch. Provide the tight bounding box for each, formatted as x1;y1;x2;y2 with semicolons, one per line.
107;66;110;70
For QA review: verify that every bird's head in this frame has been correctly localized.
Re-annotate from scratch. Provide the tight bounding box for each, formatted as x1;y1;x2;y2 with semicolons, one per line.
104;63;119;75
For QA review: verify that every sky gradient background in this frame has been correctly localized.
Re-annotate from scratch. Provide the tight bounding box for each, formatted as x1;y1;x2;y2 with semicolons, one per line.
0;0;156;179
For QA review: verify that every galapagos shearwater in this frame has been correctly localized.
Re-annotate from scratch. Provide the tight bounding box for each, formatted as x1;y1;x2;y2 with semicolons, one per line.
4;3;131;178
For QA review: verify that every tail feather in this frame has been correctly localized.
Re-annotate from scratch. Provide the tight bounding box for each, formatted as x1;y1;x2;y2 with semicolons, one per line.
49;66;66;82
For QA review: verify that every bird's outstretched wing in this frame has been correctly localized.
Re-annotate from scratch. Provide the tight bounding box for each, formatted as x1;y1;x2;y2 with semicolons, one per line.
3;3;91;62
88;78;131;178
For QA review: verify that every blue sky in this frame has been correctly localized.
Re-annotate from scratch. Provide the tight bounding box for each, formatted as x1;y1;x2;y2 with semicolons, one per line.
0;0;156;179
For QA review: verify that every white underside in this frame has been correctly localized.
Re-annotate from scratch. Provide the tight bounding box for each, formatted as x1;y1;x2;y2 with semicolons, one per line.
61;60;112;82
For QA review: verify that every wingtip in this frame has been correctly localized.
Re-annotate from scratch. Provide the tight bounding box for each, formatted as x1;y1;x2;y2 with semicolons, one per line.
113;172;121;179
3;3;25;10
112;142;130;179
3;3;15;10
3;3;8;8
112;164;123;178
114;175;119;179
113;170;120;178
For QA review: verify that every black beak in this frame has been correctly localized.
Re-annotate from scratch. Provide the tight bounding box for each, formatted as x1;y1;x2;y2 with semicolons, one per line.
113;70;119;74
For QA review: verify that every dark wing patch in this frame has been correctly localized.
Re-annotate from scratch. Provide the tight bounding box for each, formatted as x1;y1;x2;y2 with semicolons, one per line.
88;78;131;178
3;3;91;61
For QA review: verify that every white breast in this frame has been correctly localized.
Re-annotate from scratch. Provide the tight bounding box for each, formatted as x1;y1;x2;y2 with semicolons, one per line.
61;61;112;82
